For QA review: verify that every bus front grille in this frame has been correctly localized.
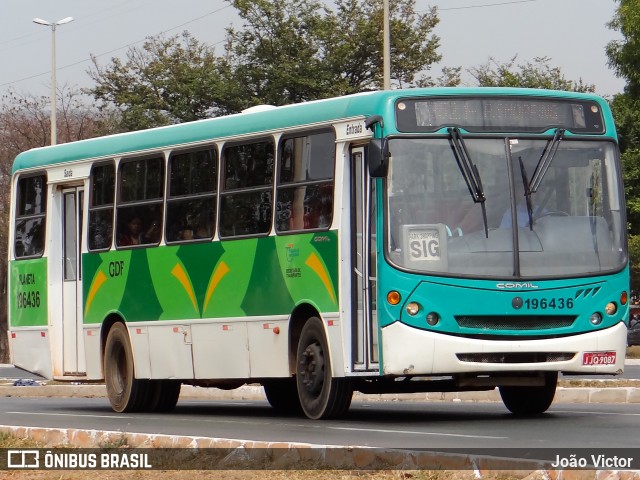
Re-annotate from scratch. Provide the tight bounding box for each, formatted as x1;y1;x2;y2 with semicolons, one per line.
454;315;577;331
457;352;575;364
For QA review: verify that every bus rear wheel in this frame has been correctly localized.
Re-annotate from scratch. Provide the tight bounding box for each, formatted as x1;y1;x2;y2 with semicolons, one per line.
148;380;181;412
499;372;558;416
104;322;147;413
296;317;352;419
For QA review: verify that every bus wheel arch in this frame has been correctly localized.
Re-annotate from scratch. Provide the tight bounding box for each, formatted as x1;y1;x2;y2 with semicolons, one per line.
100;314;125;374
288;303;321;375
294;315;352;419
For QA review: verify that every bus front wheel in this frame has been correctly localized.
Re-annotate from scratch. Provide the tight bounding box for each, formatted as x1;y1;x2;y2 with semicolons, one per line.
104;322;147;413
296;317;352;419
499;372;558;416
263;378;302;414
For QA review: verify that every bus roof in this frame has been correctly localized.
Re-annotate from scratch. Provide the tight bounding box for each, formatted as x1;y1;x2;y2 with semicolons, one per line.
12;87;612;174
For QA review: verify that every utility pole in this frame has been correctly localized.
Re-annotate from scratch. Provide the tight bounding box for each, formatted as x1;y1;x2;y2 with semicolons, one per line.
383;0;391;90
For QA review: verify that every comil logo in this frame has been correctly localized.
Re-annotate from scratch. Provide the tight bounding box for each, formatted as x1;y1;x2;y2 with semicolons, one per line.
496;282;539;289
7;450;39;469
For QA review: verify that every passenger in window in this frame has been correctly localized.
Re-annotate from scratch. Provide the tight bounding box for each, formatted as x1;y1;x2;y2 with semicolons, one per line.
276;200;292;231
119;216;160;246
194;225;209;239
180;225;194;241
119;216;143;246
145;219;161;243
303;190;332;229
186;212;210;239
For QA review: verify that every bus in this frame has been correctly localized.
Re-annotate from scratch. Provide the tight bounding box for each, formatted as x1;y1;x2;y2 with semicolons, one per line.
7;87;629;419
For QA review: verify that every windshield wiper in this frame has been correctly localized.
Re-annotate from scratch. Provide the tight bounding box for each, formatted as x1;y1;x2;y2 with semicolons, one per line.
516;128;564;230
528;128;565;194
518;156;534;230
447;127;488;238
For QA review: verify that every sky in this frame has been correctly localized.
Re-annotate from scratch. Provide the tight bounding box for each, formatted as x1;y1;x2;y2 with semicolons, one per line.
0;0;626;101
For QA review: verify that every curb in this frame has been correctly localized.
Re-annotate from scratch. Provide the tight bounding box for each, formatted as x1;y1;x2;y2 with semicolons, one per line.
0;424;550;472
0;424;637;478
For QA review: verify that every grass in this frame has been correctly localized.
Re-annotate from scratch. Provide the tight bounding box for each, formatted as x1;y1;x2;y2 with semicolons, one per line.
627;345;640;358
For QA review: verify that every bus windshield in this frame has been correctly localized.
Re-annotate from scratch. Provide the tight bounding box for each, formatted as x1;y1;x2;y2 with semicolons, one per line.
386;137;625;278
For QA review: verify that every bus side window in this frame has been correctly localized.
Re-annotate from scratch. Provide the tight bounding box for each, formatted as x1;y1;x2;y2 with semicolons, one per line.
88;162;115;251
276;131;335;233
14;174;47;258
165;147;217;243
116;156;165;248
219;140;274;238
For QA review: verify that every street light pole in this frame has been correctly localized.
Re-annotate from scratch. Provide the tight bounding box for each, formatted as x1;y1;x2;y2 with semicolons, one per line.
33;16;74;146
383;0;390;90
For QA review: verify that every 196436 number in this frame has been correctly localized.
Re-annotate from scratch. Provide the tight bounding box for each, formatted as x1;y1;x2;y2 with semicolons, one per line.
524;297;574;309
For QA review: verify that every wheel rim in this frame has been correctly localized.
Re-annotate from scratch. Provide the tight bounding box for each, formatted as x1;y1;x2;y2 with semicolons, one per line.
299;341;325;397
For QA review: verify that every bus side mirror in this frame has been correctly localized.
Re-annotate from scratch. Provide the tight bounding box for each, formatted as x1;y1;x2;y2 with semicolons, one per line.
368;138;389;178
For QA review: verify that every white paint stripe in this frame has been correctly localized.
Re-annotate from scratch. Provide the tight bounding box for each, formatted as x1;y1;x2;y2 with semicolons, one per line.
327;426;507;439
7;411;124;419
552;409;640;416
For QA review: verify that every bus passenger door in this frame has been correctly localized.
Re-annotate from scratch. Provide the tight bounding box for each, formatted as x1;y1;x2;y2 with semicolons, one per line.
61;187;85;375
350;147;379;371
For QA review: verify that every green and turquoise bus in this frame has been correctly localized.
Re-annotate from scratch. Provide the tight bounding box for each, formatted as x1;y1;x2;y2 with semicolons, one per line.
8;87;629;419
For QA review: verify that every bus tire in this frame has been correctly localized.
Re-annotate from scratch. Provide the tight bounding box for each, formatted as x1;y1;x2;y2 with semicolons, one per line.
296;317;352;419
499;372;558;416
149;380;181;412
104;322;147;413
263;378;302;414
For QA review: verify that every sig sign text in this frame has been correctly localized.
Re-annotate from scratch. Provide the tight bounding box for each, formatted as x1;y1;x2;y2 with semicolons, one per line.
408;229;441;261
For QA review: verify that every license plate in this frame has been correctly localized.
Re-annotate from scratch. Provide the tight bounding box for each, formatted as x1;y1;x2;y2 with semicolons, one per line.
582;351;617;366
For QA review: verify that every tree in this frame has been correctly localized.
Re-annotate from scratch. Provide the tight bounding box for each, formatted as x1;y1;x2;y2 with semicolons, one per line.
226;0;446;104
0;87;115;362
606;1;640;285
223;0;334;105
468;56;595;92
88;32;240;131
609;94;640;236
88;0;452;129
607;0;640;234
607;0;640;97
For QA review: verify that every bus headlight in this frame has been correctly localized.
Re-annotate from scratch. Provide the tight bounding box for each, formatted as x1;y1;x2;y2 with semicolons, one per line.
406;302;421;316
605;302;617;316
426;312;440;326
590;312;603;325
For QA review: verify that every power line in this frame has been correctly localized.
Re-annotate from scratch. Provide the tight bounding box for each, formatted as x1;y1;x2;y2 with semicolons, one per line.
0;4;231;89
0;0;539;90
433;0;537;11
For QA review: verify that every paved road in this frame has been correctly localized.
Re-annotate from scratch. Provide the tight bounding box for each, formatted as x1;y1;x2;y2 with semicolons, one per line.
3;363;640;381
0;395;638;452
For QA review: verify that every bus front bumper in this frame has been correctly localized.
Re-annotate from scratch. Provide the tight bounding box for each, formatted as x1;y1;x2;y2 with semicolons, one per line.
380;321;627;376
